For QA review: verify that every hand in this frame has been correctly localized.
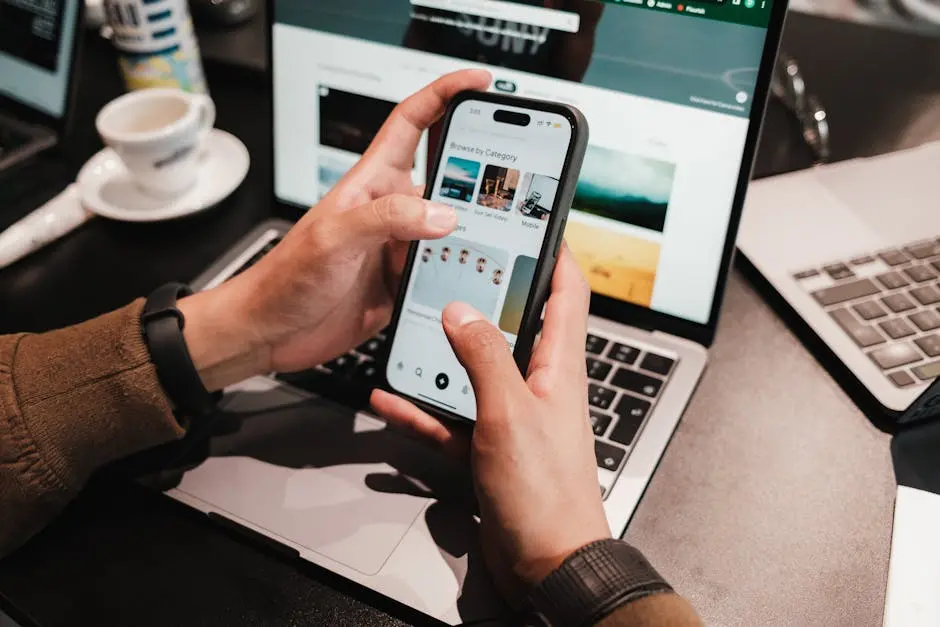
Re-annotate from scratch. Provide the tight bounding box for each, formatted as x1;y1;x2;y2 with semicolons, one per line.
371;247;612;603
178;69;492;390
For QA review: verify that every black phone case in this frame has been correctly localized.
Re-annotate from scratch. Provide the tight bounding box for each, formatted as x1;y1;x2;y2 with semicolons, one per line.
383;89;589;424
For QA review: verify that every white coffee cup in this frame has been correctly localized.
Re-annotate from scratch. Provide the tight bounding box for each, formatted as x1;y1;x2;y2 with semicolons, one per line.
95;88;216;198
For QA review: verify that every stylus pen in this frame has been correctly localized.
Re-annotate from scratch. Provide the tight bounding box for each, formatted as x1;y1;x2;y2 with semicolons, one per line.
0;185;94;270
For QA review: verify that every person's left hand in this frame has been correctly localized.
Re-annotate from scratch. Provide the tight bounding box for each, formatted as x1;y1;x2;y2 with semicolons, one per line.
179;69;492;390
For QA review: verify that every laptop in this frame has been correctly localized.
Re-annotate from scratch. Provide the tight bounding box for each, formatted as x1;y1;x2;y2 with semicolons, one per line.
738;143;940;422
0;0;83;176
163;0;789;622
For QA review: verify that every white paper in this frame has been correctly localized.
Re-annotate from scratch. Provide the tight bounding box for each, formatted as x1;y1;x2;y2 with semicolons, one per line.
883;485;940;626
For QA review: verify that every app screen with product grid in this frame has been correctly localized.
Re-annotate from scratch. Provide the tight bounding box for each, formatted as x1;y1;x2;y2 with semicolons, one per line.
386;99;572;420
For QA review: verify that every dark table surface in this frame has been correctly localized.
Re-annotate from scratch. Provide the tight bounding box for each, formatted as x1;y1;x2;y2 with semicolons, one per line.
2;9;940;627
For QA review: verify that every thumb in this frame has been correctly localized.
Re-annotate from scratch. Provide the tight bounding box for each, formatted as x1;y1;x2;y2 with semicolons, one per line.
325;194;457;247
442;302;528;416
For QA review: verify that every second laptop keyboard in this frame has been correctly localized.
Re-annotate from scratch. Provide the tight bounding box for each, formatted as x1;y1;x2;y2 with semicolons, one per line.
793;236;940;388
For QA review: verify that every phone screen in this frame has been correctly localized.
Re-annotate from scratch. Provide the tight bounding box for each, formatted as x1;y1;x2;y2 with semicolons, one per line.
386;98;574;420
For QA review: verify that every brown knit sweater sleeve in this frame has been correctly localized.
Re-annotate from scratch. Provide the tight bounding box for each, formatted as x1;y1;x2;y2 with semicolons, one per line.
0;299;185;557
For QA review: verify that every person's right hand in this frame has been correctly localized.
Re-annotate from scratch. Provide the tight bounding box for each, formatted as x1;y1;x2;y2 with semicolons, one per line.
370;247;612;603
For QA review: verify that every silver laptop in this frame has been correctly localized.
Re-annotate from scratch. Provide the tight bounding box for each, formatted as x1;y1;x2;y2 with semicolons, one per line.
0;0;83;173
164;0;788;622
738;145;940;422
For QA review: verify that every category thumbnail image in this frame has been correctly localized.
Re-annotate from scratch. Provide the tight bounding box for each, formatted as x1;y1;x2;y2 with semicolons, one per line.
573;146;676;233
564;220;662;307
318;85;396;156
515;173;558;221
439;157;480;202
476;165;519;212
411;235;509;318
499;255;537;334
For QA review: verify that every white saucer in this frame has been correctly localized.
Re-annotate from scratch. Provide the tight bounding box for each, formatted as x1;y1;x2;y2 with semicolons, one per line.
76;129;250;223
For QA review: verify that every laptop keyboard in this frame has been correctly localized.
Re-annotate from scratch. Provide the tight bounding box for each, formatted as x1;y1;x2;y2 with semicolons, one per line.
584;334;676;495
793;236;940;388
224;235;679;499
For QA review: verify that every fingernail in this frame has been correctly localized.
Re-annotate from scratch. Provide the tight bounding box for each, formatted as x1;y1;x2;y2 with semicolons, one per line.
426;203;457;230
444;301;484;327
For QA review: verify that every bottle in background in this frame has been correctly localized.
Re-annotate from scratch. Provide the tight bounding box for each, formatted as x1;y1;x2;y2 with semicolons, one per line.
103;0;208;94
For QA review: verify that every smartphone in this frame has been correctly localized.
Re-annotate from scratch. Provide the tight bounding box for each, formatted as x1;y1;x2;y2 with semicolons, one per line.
384;90;588;423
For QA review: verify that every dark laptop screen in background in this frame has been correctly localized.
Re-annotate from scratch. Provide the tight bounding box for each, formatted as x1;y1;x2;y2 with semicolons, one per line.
0;0;81;118
272;0;776;326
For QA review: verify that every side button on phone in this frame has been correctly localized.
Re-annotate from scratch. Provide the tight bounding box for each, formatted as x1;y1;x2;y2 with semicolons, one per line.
553;218;567;256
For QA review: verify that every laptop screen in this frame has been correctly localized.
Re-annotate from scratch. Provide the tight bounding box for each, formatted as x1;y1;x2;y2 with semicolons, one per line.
0;0;81;118
272;0;777;327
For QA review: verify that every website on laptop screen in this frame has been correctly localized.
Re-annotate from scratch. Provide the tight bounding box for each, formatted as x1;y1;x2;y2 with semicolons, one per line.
0;0;79;118
273;0;775;325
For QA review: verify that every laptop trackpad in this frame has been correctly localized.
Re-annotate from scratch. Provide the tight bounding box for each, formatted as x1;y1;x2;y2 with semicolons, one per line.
171;383;473;577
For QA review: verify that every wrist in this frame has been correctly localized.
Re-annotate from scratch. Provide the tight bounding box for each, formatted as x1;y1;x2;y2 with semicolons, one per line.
177;283;271;391
520;528;613;590
522;547;600;591
522;539;673;627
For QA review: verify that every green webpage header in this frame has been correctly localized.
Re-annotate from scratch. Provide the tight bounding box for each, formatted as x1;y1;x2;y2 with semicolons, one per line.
599;0;773;28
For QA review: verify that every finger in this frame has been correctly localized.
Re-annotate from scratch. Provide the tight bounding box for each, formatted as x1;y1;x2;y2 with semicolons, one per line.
322;194;458;249
412;184;426;197
441;302;528;415
371;389;469;459
365;70;492;170
526;245;591;381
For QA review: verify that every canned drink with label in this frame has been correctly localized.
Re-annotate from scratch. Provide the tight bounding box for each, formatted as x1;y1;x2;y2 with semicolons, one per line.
104;0;207;94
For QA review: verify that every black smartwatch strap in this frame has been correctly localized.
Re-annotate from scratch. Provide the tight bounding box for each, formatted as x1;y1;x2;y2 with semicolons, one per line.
141;282;219;417
522;539;674;627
